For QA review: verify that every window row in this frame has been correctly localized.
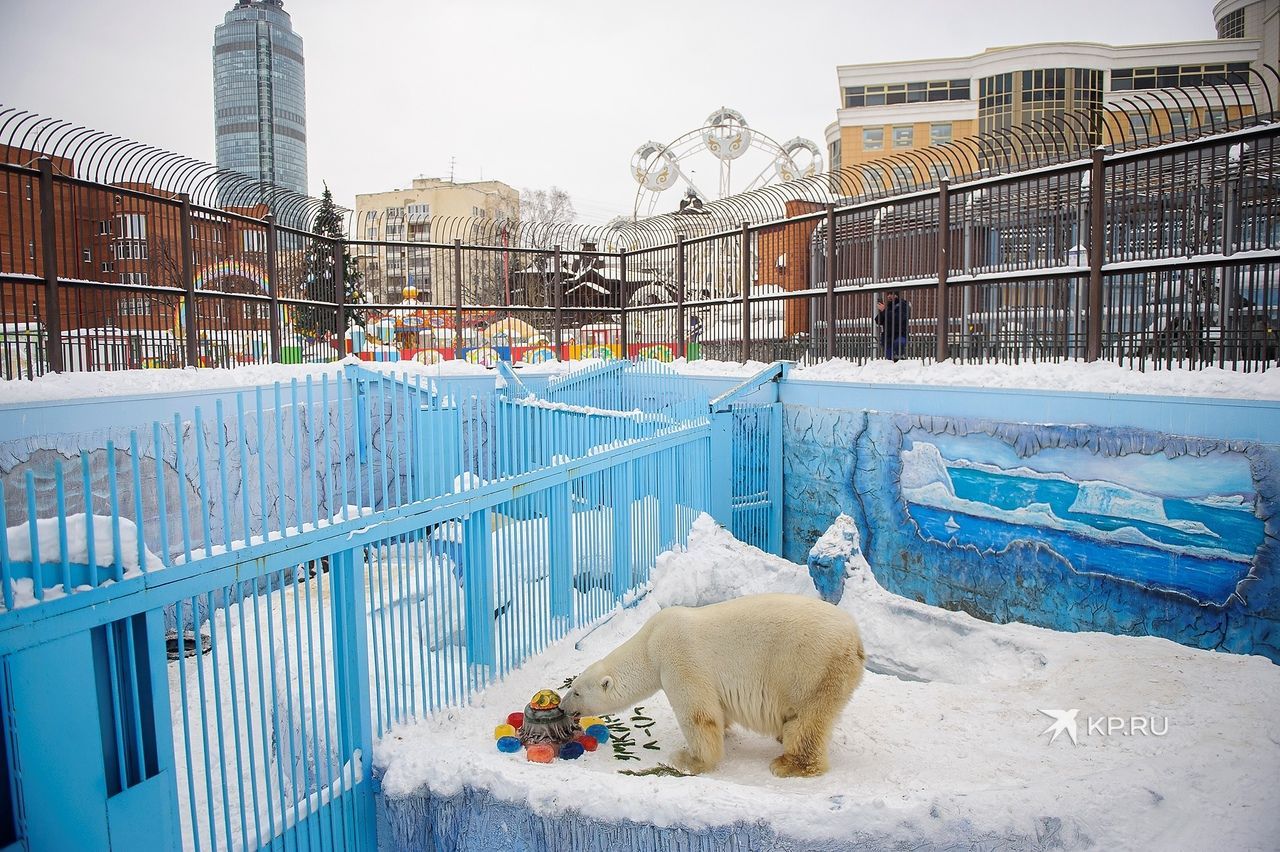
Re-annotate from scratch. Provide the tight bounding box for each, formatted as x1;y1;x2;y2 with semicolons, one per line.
861;122;953;150
843;79;970;108
1111;62;1251;91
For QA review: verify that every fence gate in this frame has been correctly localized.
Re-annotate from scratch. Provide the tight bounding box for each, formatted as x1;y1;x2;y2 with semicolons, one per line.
707;363;787;556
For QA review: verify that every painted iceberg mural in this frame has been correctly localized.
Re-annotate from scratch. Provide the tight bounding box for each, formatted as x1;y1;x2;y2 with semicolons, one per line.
900;432;1262;606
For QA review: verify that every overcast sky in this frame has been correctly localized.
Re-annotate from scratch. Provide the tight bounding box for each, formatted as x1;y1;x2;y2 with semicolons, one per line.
1;0;1218;223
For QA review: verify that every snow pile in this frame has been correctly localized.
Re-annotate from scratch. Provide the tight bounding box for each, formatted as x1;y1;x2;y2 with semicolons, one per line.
648;514;816;607
5;512;161;573
376;515;1280;850
792;357;1280;400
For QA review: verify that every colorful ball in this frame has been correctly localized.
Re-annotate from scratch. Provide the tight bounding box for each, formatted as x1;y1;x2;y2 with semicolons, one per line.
585;724;610;743
578;716;603;729
526;743;556;763
496;736;522;753
494;723;516;739
559;741;585;760
507;711;525;729
574;735;598;752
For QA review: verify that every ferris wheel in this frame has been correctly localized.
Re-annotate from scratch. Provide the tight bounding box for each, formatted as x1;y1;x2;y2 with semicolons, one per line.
630;107;823;219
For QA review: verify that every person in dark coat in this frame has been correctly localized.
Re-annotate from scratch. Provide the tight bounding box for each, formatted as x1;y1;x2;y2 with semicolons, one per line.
874;291;911;361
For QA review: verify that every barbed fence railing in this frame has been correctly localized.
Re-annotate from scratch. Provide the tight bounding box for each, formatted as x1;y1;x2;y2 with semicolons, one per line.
3;97;1279;378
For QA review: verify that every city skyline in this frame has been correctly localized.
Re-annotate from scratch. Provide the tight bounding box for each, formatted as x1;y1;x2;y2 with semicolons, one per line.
0;0;1222;223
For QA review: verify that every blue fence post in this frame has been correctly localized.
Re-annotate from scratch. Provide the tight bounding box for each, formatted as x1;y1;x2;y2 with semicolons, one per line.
709;411;735;530
329;547;377;847
463;509;496;670
768;402;784;555
548;482;573;621
611;461;635;599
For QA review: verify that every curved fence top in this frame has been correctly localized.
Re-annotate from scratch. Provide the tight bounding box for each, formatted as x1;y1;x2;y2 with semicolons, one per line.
0;105;344;226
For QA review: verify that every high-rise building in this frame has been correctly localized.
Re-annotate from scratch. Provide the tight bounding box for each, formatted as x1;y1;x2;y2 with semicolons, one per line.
213;0;308;198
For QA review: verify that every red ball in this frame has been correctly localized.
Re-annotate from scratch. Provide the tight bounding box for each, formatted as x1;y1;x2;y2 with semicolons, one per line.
574;735;598;752
507;711;524;729
526;743;555;763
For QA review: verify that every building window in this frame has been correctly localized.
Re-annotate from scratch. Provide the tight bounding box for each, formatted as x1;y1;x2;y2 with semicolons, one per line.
114;213;146;240
406;203;430;221
1110;62;1251;91
118;295;150;315
1217;8;1245;39
1204;108;1229;129
862;128;884;151
28;240;35;260
892;126;914;148
889;162;914;188
111;240;148;261
828;138;842;174
385;224;405;239
83;248;92;263
242;231;266;252
98;220;111;235
929;123;953;146
119;272;149;288
843;78;969;108
243;302;270;320
385;206;403;219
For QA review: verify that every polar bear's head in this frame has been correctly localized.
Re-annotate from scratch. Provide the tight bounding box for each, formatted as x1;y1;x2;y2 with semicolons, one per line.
559;662;625;715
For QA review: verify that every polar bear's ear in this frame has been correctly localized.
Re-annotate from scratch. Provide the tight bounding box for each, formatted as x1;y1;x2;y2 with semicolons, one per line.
599;675;613;692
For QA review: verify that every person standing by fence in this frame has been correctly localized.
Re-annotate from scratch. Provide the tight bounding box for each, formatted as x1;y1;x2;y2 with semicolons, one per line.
875;291;911;361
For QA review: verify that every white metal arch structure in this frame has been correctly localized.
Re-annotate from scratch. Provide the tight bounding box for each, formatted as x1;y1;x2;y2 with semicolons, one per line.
631;107;823;219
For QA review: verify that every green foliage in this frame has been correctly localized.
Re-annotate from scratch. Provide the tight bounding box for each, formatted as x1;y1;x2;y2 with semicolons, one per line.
296;183;366;341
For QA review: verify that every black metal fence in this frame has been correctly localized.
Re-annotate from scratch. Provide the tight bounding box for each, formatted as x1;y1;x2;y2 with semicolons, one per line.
3;123;1278;378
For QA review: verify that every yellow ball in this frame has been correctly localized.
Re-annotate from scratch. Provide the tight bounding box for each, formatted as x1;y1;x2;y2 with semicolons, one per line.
494;723;516;739
578;716;602;729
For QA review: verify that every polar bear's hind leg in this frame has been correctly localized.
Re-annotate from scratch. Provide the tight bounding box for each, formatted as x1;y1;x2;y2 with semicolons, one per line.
770;639;864;778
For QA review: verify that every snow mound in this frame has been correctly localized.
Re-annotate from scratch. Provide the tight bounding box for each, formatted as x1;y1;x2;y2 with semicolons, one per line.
648;515;817;608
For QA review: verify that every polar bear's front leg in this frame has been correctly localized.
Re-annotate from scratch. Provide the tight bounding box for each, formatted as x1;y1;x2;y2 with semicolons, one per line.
662;670;724;775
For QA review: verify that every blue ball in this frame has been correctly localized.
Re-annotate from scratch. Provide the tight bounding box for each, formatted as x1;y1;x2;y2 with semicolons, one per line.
496;736;522;753
585;724;610;744
559;741;585;760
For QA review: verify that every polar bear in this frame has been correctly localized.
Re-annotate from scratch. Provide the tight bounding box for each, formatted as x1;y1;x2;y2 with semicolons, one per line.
560;593;865;777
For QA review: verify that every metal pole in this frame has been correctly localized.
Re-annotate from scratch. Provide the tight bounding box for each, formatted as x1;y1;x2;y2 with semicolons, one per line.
935;178;950;362
740;221;751;363
619;251;629;359
37;158;64;373
552;244;562;360
675;235;686;359
265;214;282;363
334;237;347;356
179;193;198;367
1086;147;1105;362
453;239;464;360
824;203;836;360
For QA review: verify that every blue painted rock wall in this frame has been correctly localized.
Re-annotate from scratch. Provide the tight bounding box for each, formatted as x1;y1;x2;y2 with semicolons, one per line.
783;403;1280;662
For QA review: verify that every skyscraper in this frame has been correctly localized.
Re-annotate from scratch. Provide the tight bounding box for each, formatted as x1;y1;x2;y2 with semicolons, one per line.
212;0;308;200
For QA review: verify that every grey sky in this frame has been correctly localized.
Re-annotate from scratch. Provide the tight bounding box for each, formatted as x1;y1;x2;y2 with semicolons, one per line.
1;0;1218;223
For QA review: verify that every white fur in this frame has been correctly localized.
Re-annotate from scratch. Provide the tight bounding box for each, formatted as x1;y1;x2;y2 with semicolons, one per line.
561;593;865;777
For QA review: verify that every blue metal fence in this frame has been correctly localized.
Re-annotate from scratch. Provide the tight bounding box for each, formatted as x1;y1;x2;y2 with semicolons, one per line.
0;360;717;851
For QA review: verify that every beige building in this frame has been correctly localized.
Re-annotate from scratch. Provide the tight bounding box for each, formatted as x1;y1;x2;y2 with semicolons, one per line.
353;176;519;303
826;0;1278;181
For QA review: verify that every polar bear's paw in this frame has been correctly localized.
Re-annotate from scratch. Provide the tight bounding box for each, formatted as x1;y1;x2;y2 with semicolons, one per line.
770;753;827;778
672;747;713;775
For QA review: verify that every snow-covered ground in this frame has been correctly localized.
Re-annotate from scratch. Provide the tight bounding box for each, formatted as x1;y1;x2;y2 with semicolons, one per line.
4;356;1276;405
376;515;1280;851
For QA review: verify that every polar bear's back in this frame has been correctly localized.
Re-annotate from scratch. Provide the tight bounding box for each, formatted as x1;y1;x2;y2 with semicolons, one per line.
649;593;863;736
